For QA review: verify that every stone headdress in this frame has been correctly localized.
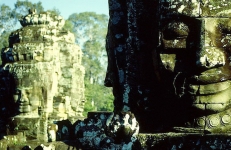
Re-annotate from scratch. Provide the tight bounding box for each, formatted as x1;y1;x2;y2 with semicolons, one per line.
4;62;53;88
159;0;231;17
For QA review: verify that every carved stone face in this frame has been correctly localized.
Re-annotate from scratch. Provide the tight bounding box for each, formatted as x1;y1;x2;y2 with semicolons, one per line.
13;87;40;115
156;2;231;121
6;63;44;116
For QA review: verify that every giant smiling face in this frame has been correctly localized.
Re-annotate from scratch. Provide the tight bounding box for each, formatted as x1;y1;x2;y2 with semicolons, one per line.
154;0;231;129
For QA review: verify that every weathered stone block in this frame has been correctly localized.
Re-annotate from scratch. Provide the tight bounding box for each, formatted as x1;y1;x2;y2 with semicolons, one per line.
160;0;200;17
7;117;40;140
200;0;231;17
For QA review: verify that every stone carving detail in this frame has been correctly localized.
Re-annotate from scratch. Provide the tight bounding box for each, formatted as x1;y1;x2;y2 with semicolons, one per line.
19;9;65;28
1;1;231;149
157;0;231;133
74;112;139;149
105;0;231;133
0;10;85;141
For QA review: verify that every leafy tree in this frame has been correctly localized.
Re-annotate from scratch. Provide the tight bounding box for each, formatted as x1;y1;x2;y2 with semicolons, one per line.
67;12;108;82
68;12;108;43
63;20;74;32
82;40;103;81
83;80;113;116
0;4;15;56
13;0;44;18
67;12;113;114
47;8;61;16
0;4;15;31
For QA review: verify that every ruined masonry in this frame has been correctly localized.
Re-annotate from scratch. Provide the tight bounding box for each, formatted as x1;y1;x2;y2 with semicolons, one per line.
0;9;85;142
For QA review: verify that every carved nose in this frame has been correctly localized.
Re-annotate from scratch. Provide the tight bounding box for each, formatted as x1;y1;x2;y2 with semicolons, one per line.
19;93;29;103
196;47;225;69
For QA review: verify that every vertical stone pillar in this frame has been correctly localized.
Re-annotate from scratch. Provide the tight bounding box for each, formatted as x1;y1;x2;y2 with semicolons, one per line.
105;0;159;131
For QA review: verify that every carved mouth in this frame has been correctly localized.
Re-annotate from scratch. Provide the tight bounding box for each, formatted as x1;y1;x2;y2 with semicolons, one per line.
19;105;31;113
18;101;30;105
172;71;231;112
187;81;231;112
188;80;231;95
172;71;231;97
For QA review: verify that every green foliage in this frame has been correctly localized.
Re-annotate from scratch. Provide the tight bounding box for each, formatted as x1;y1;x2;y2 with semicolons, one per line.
14;0;44;17
0;31;10;49
63;20;74;32
83;79;113;116
82;40;103;80
0;4;15;28
47;8;61;16
67;12;108;82
68;12;108;44
67;12;113;115
0;4;15;64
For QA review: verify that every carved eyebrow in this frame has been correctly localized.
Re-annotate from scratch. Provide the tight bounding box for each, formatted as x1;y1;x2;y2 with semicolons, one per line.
216;19;231;33
221;28;231;34
17;87;32;90
162;22;189;39
167;22;188;29
14;89;20;94
220;23;231;34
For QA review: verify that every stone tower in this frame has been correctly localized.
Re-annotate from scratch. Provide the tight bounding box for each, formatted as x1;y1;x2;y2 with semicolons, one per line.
0;9;85;140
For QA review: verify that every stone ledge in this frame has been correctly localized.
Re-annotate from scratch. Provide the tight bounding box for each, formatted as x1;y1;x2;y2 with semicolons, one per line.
1;133;231;149
137;133;231;149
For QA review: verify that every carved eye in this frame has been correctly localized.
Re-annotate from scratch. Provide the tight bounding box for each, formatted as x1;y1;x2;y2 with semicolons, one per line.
162;22;189;40
217;21;231;48
217;20;231;34
14;89;20;95
221;28;231;34
25;89;31;95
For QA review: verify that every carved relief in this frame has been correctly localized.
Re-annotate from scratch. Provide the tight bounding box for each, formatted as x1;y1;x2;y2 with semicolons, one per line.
105;0;231;133
0;9;85;141
156;0;231;132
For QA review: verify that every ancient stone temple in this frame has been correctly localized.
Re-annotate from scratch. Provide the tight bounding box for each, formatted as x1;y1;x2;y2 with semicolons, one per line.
0;9;85;142
105;0;231;134
2;0;231;149
70;0;231;149
52;0;231;149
